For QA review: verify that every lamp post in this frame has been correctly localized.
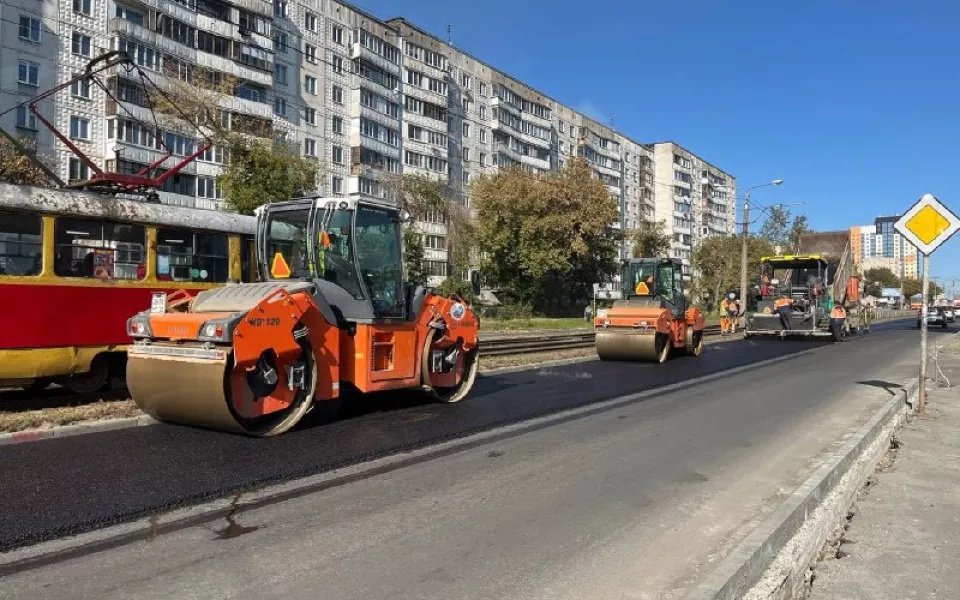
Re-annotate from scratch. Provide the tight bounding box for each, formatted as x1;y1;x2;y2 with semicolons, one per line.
738;179;784;319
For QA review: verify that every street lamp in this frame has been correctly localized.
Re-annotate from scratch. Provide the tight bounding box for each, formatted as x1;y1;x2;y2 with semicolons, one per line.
738;179;784;318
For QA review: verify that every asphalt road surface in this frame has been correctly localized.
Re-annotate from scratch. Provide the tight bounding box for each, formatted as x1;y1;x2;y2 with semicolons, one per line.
0;320;936;599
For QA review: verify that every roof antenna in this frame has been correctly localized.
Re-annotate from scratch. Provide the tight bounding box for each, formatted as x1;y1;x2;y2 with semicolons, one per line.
447;24;452;45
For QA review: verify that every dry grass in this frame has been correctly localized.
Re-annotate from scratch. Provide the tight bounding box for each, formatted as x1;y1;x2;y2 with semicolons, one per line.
0;399;140;433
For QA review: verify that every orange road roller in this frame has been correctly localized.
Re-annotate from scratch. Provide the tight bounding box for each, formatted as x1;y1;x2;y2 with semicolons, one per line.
594;258;705;363
125;196;480;436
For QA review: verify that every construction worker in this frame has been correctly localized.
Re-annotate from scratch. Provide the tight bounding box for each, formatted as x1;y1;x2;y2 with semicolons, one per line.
719;296;730;335
725;292;740;334
774;292;794;330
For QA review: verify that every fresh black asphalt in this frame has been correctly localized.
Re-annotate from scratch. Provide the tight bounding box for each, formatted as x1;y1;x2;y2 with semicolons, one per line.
0;320;913;553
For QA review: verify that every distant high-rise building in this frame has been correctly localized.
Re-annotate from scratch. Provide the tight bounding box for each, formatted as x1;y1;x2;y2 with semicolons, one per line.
849;215;922;280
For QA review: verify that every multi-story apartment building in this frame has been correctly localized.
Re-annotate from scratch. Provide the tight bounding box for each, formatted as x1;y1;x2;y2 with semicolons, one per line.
850;215;921;280
652;142;737;265
1;0;737;286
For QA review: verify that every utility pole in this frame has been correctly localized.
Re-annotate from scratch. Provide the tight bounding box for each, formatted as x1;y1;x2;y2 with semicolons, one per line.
738;189;751;320
738;180;783;321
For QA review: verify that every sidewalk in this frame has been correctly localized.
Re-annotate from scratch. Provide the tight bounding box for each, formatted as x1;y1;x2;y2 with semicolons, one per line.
808;351;960;600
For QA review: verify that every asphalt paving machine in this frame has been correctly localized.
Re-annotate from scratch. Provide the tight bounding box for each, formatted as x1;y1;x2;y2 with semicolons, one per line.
125;196;480;436
594;257;706;363
744;253;866;341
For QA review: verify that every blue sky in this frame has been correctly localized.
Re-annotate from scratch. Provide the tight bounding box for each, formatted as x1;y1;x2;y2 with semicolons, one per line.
354;0;960;282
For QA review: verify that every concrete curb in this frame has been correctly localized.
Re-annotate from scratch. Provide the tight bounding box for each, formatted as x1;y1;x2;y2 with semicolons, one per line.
0;415;158;447
684;375;920;600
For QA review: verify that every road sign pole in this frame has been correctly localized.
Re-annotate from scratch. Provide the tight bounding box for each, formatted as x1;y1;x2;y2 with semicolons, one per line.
893;193;960;415
919;253;930;414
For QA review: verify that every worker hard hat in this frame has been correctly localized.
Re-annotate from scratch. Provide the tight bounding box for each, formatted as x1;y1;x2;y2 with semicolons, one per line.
728;292;736;300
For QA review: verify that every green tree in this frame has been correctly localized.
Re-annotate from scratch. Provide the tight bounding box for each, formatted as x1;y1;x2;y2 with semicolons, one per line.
863;267;899;296
691;234;775;311
0;135;56;187
903;278;942;300
389;173;472;279
470;158;618;313
218;137;318;215
759;205;811;253
148;69;320;214
402;228;427;285
629;219;671;258
786;214;811;253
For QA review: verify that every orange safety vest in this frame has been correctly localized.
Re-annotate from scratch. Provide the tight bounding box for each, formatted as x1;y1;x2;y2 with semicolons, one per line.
774;297;793;309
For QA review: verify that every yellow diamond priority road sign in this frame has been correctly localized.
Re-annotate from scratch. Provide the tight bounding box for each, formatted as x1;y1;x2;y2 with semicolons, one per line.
894;193;960;255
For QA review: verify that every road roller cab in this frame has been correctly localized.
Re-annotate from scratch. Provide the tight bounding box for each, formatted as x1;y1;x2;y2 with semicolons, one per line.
125;196;480;436
594;257;705;363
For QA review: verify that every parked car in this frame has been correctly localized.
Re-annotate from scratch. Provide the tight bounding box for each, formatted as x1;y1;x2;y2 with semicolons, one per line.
944;307;956;323
918;306;948;329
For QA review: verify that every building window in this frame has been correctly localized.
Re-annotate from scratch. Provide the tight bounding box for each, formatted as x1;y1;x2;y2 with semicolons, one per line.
304;11;317;32
274;64;287;85
274;31;287;53
479;105;486;120
274;0;287;18
332;85;343;104
304;138;316;157
332;145;343;164
72;31;92;57
332;24;343;45
478;81;487;96
68;158;89;183
479;128;486;143
73;0;91;16
54;217;145;280
274;97;287;117
480;152;487;167
16;106;37;130
69;116;90;140
304;107;316;126
18;60;39;86
462;122;470;138
332;116;343;134
332;55;345;74
19;16;41;42
462;98;471;113
305;43;317;63
304;75;317;95
197;177;222;200
332;176;343;194
463;148;471;162
70;76;91;99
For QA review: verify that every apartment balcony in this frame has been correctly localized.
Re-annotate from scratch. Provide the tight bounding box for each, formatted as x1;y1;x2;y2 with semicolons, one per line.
107;141;199;175
606;184;622;197
196;13;236;40
403;82;446;105
495;142;522;162
356;136;401;160
520;110;550;130
222;95;272;119
520;153;551;171
404;136;448;159
232;0;273;17
109;18;194;59
358;104;400;131
491;96;520;117
517;128;551;151
403;110;446;132
194;48;272;87
359;78;403;107
351;43;402;76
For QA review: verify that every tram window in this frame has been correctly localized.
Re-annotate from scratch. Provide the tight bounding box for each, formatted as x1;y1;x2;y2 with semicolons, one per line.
0;210;43;277
240;235;257;282
53;218;145;280
156;228;228;283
